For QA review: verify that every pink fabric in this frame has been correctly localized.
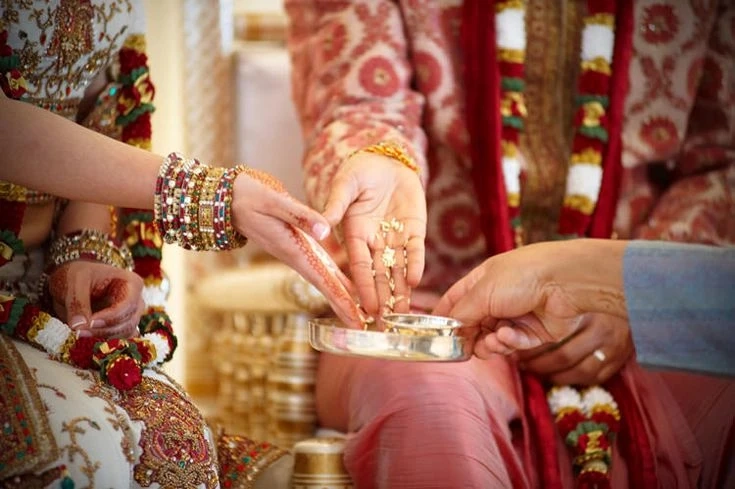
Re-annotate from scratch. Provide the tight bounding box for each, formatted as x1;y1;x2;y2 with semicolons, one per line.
286;1;735;487
317;353;734;489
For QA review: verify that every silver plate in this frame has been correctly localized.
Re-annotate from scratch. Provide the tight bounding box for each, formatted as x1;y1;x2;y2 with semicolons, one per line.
309;314;478;362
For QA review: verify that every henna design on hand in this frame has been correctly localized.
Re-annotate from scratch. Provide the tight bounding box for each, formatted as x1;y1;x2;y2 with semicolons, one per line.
289;226;365;323
48;266;69;299
242;167;287;193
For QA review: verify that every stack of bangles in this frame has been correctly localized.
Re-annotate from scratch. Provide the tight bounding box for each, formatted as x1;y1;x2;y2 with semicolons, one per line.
154;152;248;251
49;229;134;271
37;229;135;299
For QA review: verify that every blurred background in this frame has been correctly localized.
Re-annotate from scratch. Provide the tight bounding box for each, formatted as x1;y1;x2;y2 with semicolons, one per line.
143;0;323;445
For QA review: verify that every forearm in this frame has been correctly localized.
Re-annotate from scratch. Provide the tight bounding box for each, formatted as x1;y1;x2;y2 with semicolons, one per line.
0;95;160;209
285;0;428;209
56;202;114;237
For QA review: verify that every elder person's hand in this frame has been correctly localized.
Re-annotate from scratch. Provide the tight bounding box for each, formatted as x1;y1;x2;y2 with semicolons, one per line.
319;142;427;320
432;239;629;357
511;313;634;385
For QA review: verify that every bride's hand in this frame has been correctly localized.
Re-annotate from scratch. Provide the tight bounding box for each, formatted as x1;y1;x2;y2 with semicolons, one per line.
48;261;145;338
230;168;365;327
322;152;427;318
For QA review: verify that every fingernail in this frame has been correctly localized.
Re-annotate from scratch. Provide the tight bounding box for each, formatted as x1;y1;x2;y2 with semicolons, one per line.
69;316;87;330
90;319;106;329
77;329;93;338
313;223;330;241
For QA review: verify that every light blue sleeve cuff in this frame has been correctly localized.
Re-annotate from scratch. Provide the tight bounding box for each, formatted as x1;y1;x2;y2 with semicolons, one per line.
623;241;735;377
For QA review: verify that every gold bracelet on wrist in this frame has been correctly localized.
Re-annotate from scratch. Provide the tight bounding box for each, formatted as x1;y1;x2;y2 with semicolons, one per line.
48;229;135;271
351;140;420;174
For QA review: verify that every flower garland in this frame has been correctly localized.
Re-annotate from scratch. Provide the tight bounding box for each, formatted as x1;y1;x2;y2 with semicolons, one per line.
548;386;621;488
0;295;172;390
492;2;621;486
558;1;617;236
493;0;617;239
495;0;527;246
0;30;177;391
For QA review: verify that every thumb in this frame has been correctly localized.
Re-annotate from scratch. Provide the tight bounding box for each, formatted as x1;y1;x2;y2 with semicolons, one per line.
66;275;93;330
322;172;359;226
495;324;544;350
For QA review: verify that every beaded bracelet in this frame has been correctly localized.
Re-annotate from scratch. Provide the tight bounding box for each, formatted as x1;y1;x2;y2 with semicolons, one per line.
48;229;135;271
154;153;248;251
351;140;420;174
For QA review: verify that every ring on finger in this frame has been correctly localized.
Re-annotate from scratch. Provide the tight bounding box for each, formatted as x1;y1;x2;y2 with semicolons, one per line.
593;349;606;362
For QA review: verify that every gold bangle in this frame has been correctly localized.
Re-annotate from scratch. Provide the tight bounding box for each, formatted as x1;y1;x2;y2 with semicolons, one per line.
352;140;420;174
154;153;248;252
48;229;134;271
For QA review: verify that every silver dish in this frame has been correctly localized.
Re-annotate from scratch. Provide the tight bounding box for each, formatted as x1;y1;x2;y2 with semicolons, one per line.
308;314;478;362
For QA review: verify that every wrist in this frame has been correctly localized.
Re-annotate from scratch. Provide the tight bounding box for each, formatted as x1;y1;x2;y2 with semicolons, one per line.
153;153;247;251
548;239;628;318
351;140;420;175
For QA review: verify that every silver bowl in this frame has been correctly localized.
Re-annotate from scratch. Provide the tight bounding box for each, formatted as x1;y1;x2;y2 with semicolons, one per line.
308;314;479;362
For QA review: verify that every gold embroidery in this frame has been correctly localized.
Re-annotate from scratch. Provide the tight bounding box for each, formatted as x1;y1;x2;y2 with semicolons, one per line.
80;371;136;463
0;181;28;202
116;377;219;489
46;0;95;71
82;82;124;139
58;418;103;483
24;97;80;120
0;336;59;478
519;0;583;244
2;0;135;114
216;434;289;489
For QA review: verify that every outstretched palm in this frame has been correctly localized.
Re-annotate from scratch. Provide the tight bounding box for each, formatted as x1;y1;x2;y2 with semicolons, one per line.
323;154;427;318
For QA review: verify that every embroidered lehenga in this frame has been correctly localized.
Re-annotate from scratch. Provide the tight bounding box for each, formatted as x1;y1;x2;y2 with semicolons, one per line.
0;1;289;487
